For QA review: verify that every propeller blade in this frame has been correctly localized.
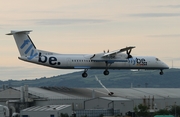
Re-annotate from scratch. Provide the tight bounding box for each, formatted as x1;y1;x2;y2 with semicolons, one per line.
126;48;133;59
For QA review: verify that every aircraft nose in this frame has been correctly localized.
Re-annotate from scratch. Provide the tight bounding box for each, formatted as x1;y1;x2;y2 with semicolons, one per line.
162;62;169;69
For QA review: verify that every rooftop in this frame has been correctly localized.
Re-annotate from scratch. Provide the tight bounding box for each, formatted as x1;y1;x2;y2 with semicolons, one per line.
21;105;71;111
2;87;180;100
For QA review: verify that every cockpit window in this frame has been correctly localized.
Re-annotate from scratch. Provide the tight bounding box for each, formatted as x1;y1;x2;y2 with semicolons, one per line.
156;58;160;61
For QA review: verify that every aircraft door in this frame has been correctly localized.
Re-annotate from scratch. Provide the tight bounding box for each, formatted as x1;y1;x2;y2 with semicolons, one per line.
66;58;71;66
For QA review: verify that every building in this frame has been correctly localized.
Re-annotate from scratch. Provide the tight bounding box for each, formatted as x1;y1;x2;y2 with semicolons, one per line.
20;105;72;117
0;86;180;117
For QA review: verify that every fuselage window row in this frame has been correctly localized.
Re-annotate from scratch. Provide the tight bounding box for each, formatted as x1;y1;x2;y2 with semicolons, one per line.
72;60;93;62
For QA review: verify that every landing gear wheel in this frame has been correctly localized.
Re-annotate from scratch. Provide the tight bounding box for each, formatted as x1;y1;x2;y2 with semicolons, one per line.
103;70;109;75
82;72;88;78
159;70;163;75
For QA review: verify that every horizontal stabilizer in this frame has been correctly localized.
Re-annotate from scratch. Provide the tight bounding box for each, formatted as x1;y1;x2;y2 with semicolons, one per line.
6;30;32;35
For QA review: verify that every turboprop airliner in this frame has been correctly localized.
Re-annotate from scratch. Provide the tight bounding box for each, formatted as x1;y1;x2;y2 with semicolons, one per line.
7;30;169;78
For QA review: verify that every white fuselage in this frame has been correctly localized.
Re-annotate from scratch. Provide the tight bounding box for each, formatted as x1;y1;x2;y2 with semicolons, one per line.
19;52;169;70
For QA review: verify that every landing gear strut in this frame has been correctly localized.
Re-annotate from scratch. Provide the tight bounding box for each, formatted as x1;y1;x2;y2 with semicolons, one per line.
82;69;88;78
159;70;163;75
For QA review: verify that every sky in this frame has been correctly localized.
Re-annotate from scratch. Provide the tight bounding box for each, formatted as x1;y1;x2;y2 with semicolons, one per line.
0;0;180;81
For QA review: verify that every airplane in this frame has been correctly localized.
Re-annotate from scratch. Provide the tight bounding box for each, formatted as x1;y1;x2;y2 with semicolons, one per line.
7;30;169;78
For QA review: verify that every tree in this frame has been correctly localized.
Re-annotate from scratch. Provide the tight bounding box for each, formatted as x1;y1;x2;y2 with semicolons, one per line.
134;106;138;115
134;104;150;117
60;113;69;117
154;109;170;115
169;105;180;117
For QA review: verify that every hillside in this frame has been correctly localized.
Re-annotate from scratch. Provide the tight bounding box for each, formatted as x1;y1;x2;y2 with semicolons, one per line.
1;68;180;88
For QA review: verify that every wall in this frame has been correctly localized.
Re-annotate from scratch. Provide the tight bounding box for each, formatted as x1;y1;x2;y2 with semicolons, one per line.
20;106;72;117
0;105;4;117
35;99;85;110
21;111;58;117
84;98;133;115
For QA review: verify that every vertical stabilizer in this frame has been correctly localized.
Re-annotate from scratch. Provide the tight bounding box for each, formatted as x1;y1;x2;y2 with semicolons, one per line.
7;30;38;60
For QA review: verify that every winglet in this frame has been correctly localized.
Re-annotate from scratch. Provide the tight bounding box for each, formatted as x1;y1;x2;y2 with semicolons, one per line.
6;30;32;35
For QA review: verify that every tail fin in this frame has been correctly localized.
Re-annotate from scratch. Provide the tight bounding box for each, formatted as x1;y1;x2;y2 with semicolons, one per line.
7;30;39;60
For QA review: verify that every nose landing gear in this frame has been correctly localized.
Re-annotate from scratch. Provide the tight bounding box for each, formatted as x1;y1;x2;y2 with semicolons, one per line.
159;70;164;75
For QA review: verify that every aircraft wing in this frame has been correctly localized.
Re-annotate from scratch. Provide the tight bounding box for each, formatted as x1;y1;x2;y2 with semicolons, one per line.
102;46;135;58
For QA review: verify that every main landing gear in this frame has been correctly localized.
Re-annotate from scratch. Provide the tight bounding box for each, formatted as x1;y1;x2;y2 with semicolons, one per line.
103;61;111;76
159;70;164;75
103;70;109;75
82;69;88;78
82;69;110;78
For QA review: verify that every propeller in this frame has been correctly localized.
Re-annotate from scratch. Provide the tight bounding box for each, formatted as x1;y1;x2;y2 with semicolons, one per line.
126;48;132;59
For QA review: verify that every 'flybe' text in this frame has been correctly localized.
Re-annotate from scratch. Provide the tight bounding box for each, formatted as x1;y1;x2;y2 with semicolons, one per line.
21;39;38;60
128;58;147;66
38;53;61;65
136;58;147;66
